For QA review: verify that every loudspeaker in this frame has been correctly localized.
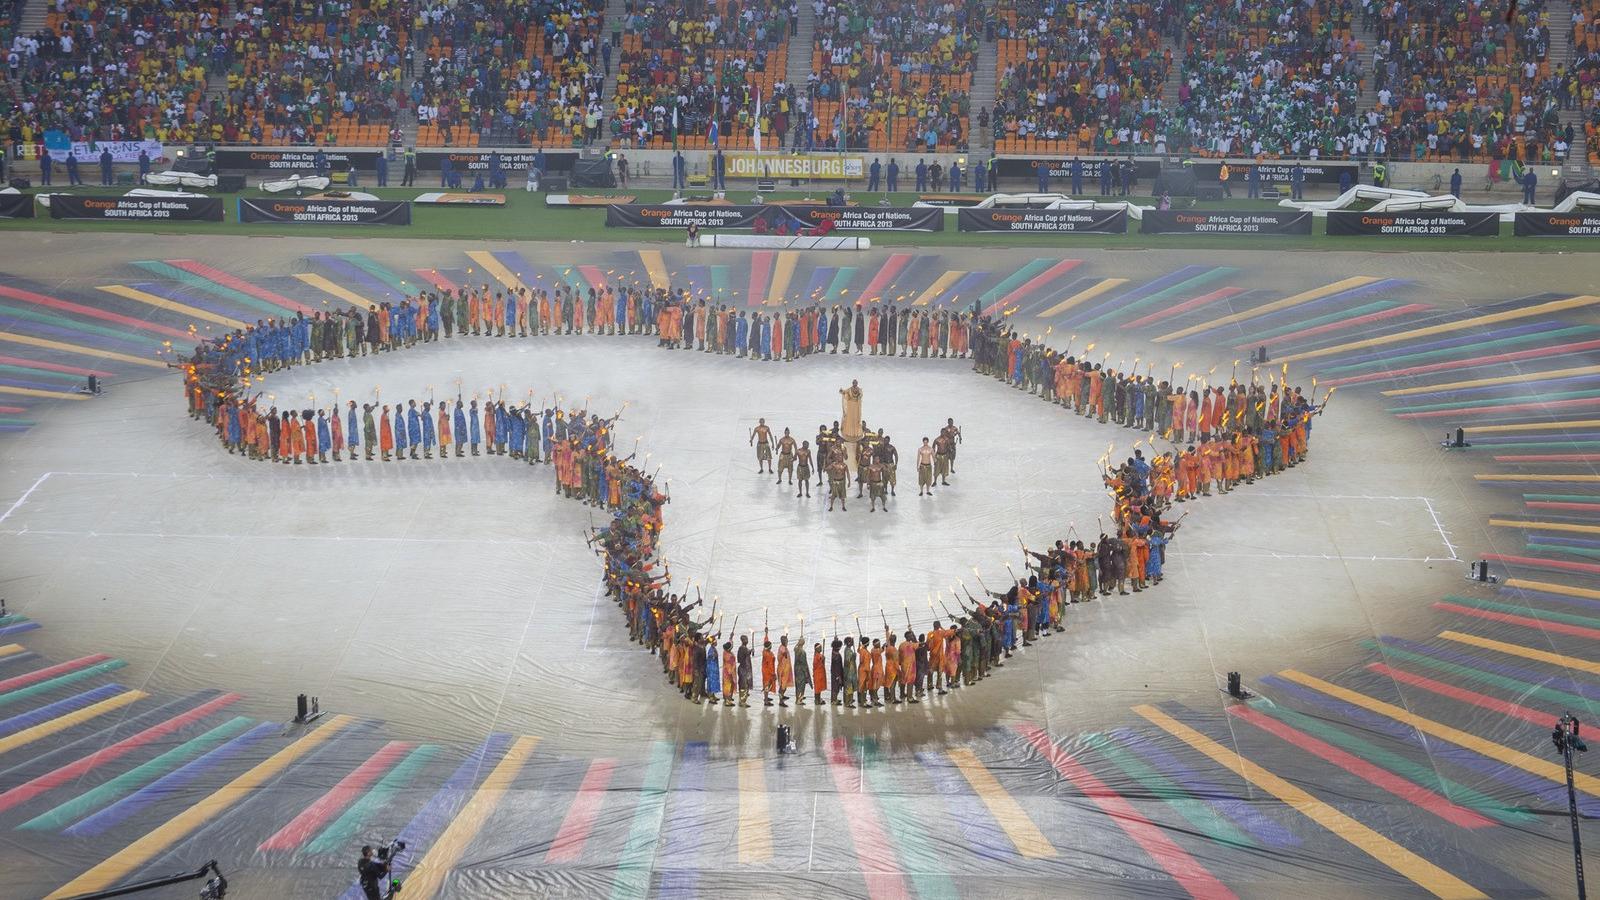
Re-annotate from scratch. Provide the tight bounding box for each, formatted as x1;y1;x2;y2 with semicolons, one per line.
775;723;793;754
570;157;615;188
216;174;245;193
1227;672;1244;699
542;174;568;192
1196;184;1224;201
1156;167;1195;196
9;176;30;190
174;156;211;175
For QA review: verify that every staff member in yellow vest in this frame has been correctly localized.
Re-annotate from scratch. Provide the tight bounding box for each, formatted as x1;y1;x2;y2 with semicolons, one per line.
1218;162;1233;198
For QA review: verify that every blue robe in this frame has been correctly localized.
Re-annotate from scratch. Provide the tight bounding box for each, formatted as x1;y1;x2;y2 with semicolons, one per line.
316;415;331;450
704;645;720;695
454;405;469;444
541;413;554;456
468;406;482;445
734;317;748;353
225;407;241;444
1146;533;1167;579
394;413;409;452
407;407;423;446
421;407;436;448
347;407;360;447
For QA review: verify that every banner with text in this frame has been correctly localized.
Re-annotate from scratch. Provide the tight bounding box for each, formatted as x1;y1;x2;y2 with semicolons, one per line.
238;198;412;225
725;153;865;180
1326;210;1497;237
606;204;778;229
992;158;1161;181
0;193;34;218
214;148;383;173
1189;160;1359;185
780;206;944;231
1513;211;1600;237
1139;209;1312;235
416;149;580;173
49;194;222;221
958;207;1128;233
42;134;167;164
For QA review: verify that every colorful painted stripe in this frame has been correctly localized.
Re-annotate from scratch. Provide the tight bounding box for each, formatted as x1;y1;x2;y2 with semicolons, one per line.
1078;266;1235;329
413;269;459;292
130;260;299;318
859;738;958;900
1277;670;1600;797
746;250;774;307
292;272;371;308
17;716;255;833
823;266;856;303
937;270;990;308
306;743;441;854
397;735;540;898
825;737;911;900
1373;636;1600;709
0;619;45;636
338;253;415;294
0;284;195;340
0;659;126;710
1499;455;1600;465
1237;303;1431;349
1383;364;1600;397
546;757;618;863
609;740;675;900
1014;724;1235;899
1280;294;1600;363
1503;578;1600;602
91;284;247;334
657;741;709;900
463;250;533;297
1122;286;1247;329
1084;733;1257;847
736;757;773;863
0;653;112;694
63;721;280;837
45;714;351;899
1320;327;1600;383
0;684;129;739
308;255;404;302
1492;518;1600;535
0;331;165;371
765;251;799;305
161;259;312;313
0;304;168;350
0;644;26;660
1109;728;1302;847
944;747;1055;858
259;741;415;851
1155;276;1381;343
914;750;1015;861
1134;705;1488;899
1432;599;1600;639
986;258;1082;317
1370;661;1551;727
1438;630;1600;676
859;253;915;305
976;258;1051;316
913;269;967;305
638;250;670;291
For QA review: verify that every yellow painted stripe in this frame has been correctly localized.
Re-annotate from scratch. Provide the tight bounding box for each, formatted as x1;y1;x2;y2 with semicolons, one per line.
1491;518;1600;536
292;273;371;308
46;714;353;899
737;757;773;863
946;748;1055;859
1037;277;1128;319
0;643;24;658
1382;364;1600;397
402;735;539;898
1439;630;1600;676
0;385;88;401
1277;294;1600;363
639;250;670;291
1505;578;1600;601
1134;705;1486;900
0;332;167;369
97;284;247;331
765;251;799;305
1466;419;1600;434
0;689;145;756
1477;474;1600;484
1155;276;1380;343
913;269;966;305
464;250;532;297
1278;669;1600;797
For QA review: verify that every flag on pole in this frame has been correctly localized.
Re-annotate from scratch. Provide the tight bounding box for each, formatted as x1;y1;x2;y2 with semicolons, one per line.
672;105;679;150
708;118;719;149
753;87;762;153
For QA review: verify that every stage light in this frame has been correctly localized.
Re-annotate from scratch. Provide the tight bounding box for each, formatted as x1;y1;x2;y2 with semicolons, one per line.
1441;427;1470;449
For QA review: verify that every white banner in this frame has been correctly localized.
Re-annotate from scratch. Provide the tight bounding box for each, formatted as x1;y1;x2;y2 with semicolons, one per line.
45;140;168;164
725;153;864;180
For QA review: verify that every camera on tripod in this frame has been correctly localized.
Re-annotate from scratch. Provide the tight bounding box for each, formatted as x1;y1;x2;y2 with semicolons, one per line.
378;838;406;897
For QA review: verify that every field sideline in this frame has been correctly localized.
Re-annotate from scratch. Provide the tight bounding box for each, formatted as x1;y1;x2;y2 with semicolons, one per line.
2;185;1592;251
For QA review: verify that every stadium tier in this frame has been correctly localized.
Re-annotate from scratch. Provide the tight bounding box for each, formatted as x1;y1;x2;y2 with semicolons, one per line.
0;0;1595;163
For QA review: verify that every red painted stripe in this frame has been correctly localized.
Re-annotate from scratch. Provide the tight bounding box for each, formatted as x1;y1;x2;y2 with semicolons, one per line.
1498;454;1600;463
857;253;912;306
1015;724;1235;899
1368;662;1551;728
746;251;774;307
1229;704;1493;829
0;654;112;694
578;265;608;291
1482;553;1600;576
0;405;25;414
164;259;314;314
1231;304;1432;350
413;269;459;292
258;741;414;851
1433;600;1600;640
1397;396;1600;419
545;758;618;862
0;285;193;340
825;738;911;900
1122;286;1245;329
1527;501;1600;512
0;355;115;378
984;259;1081;317
1323;338;1600;388
0;692;242;814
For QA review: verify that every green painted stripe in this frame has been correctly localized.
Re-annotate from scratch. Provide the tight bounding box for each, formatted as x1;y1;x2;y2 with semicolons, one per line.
0;301;167;348
0;364;83;384
1233;300;1399;345
1523;494;1600;502
17;716;255;832
1250;697;1536;827
1085;733;1254;848
305;744;441;854
1443;594;1600;629
1080;267;1238;330
557;266;586;293
1388;387;1600;415
609;740;675;900
0;660;126;710
710;265;731;302
1528;543;1600;561
1365;639;1597;718
337;253;415;294
1460;441;1600;451
859;738;960;900
0;418;37;427
979;259;1051;305
130;260;289;318
0;615;29;627
825;267;857;303
1316;325;1600;376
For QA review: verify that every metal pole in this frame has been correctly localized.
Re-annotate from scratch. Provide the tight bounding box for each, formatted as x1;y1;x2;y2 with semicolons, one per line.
1567;726;1588;900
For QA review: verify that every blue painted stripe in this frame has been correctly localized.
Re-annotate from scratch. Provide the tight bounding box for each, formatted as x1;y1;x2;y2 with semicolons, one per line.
1171;278;1405;344
0;622;41;639
1109;727;1301;848
657;741;709;900
0;683;123;738
914;750;1014;861
0;693;212;786
63;721;278;836
0;376;71;392
803;267;836;304
939;271;991;309
124;281;253;323
1308;320;1570;371
1378;636;1600;701
1260;674;1600;815
336;733;513;900
491;250;545;289
0;316;155;353
685;265;711;300
1497;584;1600;613
309;256;403;303
1064;264;1211;326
